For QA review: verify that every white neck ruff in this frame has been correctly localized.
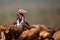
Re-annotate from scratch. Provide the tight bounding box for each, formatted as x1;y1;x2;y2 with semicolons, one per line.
16;17;24;27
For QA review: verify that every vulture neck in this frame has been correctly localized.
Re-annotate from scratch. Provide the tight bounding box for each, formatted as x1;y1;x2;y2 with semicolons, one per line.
17;16;24;26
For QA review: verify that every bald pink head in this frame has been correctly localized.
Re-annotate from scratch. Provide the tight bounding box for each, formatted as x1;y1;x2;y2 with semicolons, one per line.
17;9;26;19
18;9;27;14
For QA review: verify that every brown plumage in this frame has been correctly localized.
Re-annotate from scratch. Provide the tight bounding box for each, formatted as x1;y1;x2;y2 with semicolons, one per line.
53;30;60;40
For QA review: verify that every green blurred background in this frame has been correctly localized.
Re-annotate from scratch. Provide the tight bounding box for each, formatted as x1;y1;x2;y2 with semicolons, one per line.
0;0;60;27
